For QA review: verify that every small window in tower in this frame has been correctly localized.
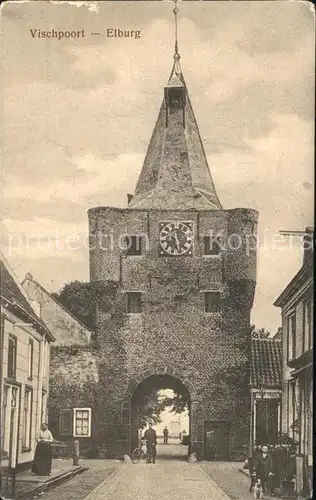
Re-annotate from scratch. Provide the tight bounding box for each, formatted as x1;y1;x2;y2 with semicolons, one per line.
203;236;221;256
124;235;142;256
204;292;221;313
169;89;182;109
127;292;142;314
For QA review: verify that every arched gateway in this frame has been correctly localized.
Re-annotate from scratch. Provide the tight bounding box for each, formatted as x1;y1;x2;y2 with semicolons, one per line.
88;11;258;461
128;372;193;455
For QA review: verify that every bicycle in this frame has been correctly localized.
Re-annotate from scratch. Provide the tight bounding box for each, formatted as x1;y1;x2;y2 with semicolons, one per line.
131;439;147;464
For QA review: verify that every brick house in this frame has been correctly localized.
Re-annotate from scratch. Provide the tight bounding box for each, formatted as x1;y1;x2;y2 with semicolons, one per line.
0;254;55;470
21;274;97;452
274;228;313;497
250;338;282;447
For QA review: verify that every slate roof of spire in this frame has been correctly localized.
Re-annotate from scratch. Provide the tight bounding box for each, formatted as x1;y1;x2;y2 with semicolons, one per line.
128;54;222;210
250;339;282;388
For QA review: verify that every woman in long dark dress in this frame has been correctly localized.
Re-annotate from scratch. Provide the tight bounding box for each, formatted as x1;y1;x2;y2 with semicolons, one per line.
32;423;54;476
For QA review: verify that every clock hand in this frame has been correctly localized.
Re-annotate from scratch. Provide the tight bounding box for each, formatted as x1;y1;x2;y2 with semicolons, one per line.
174;233;181;251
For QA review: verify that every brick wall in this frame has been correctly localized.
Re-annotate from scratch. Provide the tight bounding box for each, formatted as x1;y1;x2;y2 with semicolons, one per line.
86;205;258;459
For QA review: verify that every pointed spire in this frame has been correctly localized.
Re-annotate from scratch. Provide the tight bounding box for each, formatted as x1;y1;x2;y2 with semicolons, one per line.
127;1;222;211
167;0;184;86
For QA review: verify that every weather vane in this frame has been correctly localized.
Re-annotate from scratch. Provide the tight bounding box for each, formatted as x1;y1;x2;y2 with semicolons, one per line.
173;0;180;58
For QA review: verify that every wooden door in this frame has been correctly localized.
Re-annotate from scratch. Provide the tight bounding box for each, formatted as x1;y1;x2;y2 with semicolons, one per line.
204;421;230;460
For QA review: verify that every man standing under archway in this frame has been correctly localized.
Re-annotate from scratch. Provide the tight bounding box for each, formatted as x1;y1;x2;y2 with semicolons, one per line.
144;424;157;464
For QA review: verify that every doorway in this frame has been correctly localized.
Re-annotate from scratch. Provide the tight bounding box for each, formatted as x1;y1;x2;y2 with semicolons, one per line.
2;384;20;467
204;420;230;460
130;374;191;460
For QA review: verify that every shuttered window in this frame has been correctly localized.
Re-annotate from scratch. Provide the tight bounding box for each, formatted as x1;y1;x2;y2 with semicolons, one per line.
127;292;142;314
59;409;73;436
204;292;221;313
8;335;17;379
203;236;221;255
124;235;142;256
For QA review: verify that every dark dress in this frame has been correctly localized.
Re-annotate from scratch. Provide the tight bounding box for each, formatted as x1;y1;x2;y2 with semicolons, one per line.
32;434;53;476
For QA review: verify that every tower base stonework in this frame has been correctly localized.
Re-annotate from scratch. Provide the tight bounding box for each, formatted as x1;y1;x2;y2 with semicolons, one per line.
87;206;257;460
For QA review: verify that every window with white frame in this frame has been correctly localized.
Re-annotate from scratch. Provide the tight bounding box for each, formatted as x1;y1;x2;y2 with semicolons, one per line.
22;387;32;449
2;385;19;455
287;312;296;361
28;339;34;380
303;298;312;352
1;385;9;452
41;391;47;424
8;335;17;379
73;408;92;437
289;380;297;440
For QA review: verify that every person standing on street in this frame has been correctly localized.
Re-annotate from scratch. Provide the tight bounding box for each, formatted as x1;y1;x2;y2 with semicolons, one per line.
144;423;157;464
248;446;262;492
163;426;169;445
255;444;274;495
32;423;54;476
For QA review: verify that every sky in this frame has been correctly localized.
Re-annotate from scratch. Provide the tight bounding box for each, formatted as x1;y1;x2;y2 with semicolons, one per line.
1;0;314;332
155;390;189;436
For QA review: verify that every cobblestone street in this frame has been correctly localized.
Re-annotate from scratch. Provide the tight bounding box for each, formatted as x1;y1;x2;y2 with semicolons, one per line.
36;460;120;500
83;460;232;500
79;444;253;500
22;445;276;500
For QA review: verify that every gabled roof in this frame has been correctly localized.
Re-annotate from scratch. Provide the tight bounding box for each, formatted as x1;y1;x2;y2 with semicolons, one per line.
0;255;54;340
274;227;313;308
22;274;93;335
250;339;282;388
166;72;185;88
128;56;222;211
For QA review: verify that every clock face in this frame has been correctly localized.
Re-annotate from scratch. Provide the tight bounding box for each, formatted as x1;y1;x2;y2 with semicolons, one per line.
159;222;193;256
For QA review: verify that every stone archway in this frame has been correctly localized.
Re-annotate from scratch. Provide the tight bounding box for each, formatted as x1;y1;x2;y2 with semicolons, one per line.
121;369;202;458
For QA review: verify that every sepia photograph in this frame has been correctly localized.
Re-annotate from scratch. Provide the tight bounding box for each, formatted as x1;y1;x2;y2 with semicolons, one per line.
0;1;314;499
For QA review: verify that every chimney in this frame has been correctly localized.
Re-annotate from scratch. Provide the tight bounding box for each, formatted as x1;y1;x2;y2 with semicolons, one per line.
303;227;314;266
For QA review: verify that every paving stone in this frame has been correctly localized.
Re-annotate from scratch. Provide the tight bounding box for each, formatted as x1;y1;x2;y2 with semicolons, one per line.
37;460;120;500
83;460;232;500
201;462;275;500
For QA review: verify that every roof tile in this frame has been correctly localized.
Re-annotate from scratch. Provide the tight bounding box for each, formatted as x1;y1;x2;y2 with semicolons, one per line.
250;339;282;388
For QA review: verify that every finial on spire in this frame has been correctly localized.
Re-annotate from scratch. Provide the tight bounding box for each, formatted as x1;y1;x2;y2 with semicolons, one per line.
173;0;180;60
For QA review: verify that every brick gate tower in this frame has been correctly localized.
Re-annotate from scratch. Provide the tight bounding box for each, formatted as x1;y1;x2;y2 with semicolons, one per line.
88;9;258;460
